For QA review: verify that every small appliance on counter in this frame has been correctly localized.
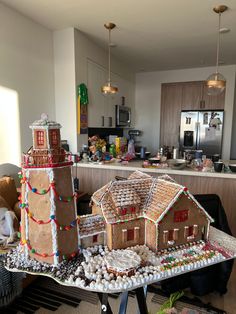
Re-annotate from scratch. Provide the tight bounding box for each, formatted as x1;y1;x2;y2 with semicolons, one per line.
116;105;131;127
179;110;224;157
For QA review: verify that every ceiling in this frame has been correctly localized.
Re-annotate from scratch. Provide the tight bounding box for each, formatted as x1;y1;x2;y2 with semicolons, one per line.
1;0;236;72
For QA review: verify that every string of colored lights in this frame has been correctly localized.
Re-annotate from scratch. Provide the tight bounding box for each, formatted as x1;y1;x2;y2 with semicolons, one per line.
20;205;80;230
18;172;77;202
20;239;77;259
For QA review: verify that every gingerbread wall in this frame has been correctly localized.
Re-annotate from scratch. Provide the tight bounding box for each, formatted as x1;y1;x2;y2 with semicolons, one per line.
145;220;157;252
107;218;145;250
21;165;78;264
80;232;105;248
157;193;209;251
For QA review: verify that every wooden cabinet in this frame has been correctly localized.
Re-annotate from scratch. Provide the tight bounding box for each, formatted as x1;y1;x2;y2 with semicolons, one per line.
181;81;203;110
201;84;225;110
87;60;107;127
87;60;135;128
181;81;225;111
160;81;225;147
160;83;182;147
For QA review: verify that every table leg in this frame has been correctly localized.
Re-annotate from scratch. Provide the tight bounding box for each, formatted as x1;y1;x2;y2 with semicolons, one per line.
118;291;129;314
97;293;113;314
135;287;148;314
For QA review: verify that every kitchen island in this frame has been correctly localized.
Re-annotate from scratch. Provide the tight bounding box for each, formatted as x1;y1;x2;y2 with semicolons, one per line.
74;161;236;235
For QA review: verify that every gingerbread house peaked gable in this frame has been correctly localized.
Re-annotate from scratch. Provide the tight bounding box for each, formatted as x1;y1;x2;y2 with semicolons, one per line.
144;178;214;224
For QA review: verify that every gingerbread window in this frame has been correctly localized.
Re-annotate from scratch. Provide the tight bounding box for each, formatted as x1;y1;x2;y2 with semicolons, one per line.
50;130;58;146
127;229;134;241
93;234;98;243
36;131;44;146
168;230;174;241
174;209;188;222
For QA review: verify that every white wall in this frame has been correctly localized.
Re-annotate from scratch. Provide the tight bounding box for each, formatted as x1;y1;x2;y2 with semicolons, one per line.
74;29;135;150
135;65;236;160
53;28;77;153
0;3;55;162
53;28;136;153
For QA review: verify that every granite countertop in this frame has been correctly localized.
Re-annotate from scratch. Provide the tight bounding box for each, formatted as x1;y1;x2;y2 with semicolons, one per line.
76;160;236;179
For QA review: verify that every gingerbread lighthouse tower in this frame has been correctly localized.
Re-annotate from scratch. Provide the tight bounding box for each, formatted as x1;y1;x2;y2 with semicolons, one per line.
20;114;79;265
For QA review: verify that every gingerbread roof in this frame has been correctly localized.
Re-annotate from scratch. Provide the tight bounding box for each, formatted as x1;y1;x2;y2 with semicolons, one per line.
92;178;152;223
91;172;214;224
30;114;61;130
144;179;183;222
128;170;152;180
79;214;106;237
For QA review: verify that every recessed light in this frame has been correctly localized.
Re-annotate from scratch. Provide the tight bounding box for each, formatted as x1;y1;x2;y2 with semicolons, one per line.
220;27;230;33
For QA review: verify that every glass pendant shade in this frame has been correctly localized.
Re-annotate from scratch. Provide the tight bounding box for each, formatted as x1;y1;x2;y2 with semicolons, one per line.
206;72;226;96
101;81;118;94
205;5;227;96
101;22;118;95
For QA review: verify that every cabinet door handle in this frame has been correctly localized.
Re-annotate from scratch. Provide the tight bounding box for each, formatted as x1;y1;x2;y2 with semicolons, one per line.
109;117;112;127
101;116;104;127
202;100;205;109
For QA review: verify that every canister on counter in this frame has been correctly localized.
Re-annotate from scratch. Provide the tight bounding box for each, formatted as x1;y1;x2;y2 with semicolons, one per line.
140;147;146;159
173;148;179;159
195;150;203;160
115;137;121;155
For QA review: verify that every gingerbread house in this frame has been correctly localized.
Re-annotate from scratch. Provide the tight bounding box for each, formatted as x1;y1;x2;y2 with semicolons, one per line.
79;214;106;248
91;171;213;252
20;115;79;265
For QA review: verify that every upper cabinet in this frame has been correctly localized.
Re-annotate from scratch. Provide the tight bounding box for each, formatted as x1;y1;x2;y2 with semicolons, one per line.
87;60;135;128
87;60;107;127
201;83;225;110
181;81;225;110
181;81;203;110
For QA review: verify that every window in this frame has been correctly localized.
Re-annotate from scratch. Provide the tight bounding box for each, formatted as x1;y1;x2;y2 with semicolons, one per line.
121;208;127;215
0;86;21;165
50;130;58;146
93;234;98;243
168;230;174;241
185;225;198;240
188;226;194;237
174;210;188;222
127;229;134;241
36;131;44;146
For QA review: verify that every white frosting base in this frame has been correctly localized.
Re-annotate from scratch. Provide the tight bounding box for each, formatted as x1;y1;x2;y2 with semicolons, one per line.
104;249;141;271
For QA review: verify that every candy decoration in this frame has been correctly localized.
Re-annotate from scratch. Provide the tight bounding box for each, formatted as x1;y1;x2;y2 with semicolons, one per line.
21;240;77;259
23;205;78;229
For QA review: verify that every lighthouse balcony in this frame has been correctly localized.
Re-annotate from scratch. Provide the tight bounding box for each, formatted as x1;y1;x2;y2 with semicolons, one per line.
22;148;73;168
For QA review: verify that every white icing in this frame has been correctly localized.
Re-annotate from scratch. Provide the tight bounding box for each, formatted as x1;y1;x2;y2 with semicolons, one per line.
48;168;59;265
104;249;141;272
24;169;30;259
70;166;80;246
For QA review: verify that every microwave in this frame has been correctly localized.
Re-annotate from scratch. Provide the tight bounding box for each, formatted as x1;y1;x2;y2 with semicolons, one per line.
116;105;131;127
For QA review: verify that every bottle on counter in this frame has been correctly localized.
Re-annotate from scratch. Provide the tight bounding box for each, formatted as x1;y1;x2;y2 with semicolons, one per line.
109;143;116;157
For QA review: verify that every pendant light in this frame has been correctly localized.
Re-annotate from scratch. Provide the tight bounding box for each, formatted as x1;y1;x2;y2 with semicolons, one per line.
206;5;228;96
101;22;118;95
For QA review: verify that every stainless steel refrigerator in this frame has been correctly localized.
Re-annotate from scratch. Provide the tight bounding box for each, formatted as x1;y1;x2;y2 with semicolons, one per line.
179;110;224;157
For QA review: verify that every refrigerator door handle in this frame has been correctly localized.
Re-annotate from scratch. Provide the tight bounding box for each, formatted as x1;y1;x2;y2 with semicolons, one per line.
196;121;200;149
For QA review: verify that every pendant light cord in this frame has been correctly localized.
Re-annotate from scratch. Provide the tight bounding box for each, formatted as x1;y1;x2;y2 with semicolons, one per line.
216;11;221;76
108;28;111;84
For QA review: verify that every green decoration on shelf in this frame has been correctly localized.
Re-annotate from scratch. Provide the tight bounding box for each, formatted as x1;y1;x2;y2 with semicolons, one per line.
78;83;88;105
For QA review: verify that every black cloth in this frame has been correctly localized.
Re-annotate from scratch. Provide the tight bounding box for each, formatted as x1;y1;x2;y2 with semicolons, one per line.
161;194;234;296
